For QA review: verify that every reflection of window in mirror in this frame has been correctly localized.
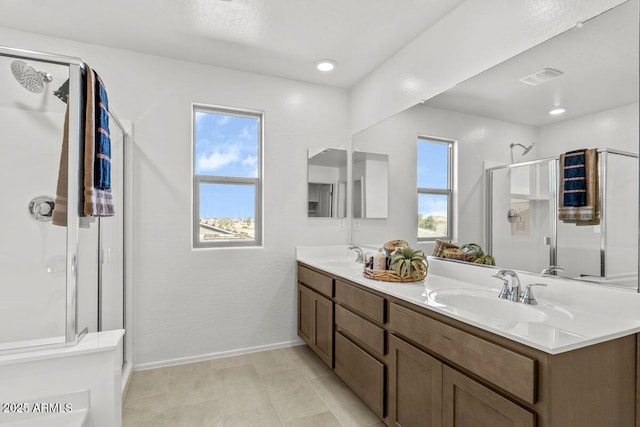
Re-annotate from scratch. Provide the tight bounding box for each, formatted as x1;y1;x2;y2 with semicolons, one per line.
417;137;455;241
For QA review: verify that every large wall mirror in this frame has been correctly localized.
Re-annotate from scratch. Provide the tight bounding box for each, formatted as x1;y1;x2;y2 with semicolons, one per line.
350;0;639;289
352;151;389;219
307;148;347;218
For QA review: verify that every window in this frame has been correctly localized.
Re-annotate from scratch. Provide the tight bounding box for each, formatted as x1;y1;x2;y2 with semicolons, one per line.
193;105;262;247
417;137;454;241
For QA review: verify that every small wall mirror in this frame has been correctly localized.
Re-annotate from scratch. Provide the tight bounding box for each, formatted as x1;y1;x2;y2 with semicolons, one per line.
352;151;389;219
307;148;347;218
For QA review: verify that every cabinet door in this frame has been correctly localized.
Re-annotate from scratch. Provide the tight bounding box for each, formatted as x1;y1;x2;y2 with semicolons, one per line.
335;332;385;419
314;292;334;367
443;366;535;427
389;335;442;427
298;284;314;345
297;284;333;368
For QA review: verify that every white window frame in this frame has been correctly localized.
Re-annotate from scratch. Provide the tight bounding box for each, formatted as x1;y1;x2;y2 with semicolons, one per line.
417;135;455;242
192;104;263;248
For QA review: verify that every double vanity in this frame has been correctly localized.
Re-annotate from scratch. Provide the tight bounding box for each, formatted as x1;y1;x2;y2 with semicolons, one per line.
296;246;640;426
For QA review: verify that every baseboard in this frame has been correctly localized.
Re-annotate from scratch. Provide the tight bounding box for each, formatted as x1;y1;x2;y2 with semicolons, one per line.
121;361;133;400
133;338;305;371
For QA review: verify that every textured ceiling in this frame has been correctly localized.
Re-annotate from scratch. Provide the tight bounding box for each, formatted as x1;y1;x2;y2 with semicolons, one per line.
0;0;464;88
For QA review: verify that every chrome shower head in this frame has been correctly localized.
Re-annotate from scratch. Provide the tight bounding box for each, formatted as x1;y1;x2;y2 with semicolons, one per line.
10;60;53;94
510;142;535;155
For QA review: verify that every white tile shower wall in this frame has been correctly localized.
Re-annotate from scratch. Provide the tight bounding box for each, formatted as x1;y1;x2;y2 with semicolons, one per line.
349;0;628;133
0;26;350;367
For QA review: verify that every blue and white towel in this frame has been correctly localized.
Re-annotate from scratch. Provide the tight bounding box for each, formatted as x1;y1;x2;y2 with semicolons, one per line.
559;148;599;224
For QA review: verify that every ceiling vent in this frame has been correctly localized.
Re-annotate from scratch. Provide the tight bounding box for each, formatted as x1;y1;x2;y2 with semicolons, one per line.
519;68;564;86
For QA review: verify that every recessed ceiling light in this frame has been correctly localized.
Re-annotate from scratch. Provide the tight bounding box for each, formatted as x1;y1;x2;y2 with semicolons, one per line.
549;107;566;115
315;59;336;72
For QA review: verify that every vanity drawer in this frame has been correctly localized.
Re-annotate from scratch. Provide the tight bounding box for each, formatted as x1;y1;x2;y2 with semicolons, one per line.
335;332;385;419
298;264;333;298
335;280;385;324
390;303;537;404
335;304;386;356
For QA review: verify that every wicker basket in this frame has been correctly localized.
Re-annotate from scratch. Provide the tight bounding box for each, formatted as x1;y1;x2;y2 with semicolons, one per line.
442;248;468;261
383;239;409;256
433;240;459;257
363;266;427;283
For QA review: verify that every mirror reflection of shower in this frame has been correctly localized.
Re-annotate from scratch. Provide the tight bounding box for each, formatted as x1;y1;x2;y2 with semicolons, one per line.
10;60;53;93
510;142;535;163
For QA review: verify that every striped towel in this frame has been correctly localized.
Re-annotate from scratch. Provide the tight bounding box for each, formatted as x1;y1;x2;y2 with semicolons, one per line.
83;65;114;217
559;148;599;224
52;65;113;226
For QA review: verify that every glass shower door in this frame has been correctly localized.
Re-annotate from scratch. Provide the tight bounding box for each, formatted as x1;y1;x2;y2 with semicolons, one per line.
487;160;556;272
0;55;70;351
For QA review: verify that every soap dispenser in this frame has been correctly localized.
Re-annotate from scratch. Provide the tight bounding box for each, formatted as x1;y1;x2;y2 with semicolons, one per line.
373;248;386;271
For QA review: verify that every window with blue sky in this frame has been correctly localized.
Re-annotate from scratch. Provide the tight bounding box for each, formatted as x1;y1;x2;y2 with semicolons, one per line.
193;106;262;247
417;137;453;241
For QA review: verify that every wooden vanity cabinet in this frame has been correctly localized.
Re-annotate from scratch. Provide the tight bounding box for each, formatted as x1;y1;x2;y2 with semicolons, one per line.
297;265;334;368
389;300;636;427
334;279;388;419
296;262;637;427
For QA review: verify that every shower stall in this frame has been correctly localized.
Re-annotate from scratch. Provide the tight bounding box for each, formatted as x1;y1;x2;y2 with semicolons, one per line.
0;46;127;357
486;148;638;290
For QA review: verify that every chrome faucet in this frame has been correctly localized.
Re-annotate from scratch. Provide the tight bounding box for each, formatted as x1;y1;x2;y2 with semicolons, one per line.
519;283;547;305
491;269;521;302
348;246;365;263
541;265;564;276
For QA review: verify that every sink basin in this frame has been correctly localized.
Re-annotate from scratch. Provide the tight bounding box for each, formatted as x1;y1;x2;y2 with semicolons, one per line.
426;288;572;326
315;260;364;276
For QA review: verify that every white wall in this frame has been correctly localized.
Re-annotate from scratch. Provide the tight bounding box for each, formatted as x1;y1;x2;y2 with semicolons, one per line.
349;0;628;133
0;27;350;367
351;104;537;253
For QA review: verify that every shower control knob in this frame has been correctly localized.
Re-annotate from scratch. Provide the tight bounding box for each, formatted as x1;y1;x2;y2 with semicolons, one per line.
28;195;55;221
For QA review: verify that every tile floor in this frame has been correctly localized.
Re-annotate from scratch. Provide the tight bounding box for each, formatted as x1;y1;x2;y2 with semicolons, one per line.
123;345;385;427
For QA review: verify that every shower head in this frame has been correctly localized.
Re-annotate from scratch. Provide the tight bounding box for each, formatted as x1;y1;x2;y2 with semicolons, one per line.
10;60;53;94
510;142;535;156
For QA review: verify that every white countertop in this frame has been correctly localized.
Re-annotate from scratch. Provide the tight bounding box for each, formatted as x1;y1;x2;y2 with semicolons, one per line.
297;246;640;354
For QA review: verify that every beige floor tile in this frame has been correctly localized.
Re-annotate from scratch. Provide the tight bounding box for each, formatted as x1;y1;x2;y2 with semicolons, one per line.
284;345;333;380
167;360;220;406
283;410;342;427
261;368;312;401
218;376;272;416
127;367;171;399
124;346;382;427
308;373;361;407
124;390;166;408
268;384;329;423
222;403;284;427
211;353;254;370
328;399;380;427
164;399;223;427
251;348;298;376
123;410;166;427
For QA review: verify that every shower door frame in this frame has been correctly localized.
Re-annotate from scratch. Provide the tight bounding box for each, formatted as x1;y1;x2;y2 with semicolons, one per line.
0;45;85;348
485;157;559;272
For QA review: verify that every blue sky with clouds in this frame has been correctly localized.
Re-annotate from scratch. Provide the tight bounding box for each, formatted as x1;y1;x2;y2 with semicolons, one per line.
195;110;258;218
417;140;449;217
